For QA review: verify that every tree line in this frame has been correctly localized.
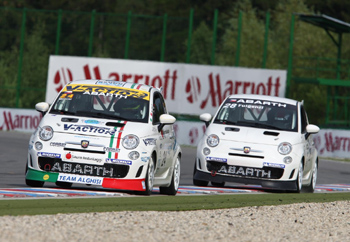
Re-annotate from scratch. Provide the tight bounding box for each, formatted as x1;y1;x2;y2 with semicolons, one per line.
1;0;350;126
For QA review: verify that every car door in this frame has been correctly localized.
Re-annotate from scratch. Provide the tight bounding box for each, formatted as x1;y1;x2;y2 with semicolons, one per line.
152;92;175;174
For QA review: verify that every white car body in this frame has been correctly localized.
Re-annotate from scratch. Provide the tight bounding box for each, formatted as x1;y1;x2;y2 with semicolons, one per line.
26;80;181;195
194;94;319;192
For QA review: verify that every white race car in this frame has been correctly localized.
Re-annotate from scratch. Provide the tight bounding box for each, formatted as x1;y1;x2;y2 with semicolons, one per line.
26;80;181;195
193;94;320;193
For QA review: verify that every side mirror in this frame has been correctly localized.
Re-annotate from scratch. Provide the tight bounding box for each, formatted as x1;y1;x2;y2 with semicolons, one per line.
306;124;320;134
199;113;212;127
158;114;176;132
35;102;49;115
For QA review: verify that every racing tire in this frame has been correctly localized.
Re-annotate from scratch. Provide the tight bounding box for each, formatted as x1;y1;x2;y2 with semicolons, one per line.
25;179;45;187
140;156;155;195
193;161;209;187
211;181;225;187
159;156;181;195
292;162;303;193
302;161;318;193
55;181;73;188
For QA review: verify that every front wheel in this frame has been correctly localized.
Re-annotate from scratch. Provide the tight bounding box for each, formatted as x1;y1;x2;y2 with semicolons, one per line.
55;181;73;188
293;162;303;193
25;179;44;187
211;181;225;187
159;156;181;195
140;156;155;195
302;161;318;193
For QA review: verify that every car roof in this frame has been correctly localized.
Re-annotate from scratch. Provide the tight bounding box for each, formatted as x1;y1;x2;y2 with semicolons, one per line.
69;79;157;93
226;94;299;106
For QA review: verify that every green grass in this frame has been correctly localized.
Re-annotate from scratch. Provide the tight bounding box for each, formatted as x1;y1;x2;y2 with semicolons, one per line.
1;192;349;216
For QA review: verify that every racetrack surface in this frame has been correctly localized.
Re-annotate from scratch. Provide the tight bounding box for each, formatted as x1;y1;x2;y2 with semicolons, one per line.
1;131;349;199
1;184;350;199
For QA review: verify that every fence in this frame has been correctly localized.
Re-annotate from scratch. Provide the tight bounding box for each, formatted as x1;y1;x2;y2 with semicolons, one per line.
0;7;272;109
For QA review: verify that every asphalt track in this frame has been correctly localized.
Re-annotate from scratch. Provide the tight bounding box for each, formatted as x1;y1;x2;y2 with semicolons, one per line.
0;131;349;199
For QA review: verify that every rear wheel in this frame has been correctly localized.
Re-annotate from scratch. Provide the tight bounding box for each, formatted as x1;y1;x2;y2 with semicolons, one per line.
302;161;318;193
193;161;209;186
159;156;180;195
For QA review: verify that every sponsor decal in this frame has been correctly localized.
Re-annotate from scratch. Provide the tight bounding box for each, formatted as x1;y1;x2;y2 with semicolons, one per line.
37;152;61;158
105;158;132;165
143;138;156;146
62;84;150;100
50;142;66;147
263;162;285;169
64;124;116;135
43;174;50;180
104;147;120;153
59;93;74;100
228;99;288;108
218;165;272;178
83;119;100;124
141;157;150;163
74;135;99;140
51;161;114;177
223;103;263;110
57;174;103;185
206;157;227;163
64;152;102;163
95;80;126;87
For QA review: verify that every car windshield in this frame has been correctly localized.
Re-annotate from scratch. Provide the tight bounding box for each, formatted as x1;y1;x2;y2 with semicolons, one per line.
50;89;149;123
213;98;298;132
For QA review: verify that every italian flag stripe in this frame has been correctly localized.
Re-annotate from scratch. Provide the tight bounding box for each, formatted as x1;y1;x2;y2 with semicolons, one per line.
114;121;127;159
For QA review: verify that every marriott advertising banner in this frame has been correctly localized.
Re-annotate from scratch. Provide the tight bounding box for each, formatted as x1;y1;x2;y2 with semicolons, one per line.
46;55;287;115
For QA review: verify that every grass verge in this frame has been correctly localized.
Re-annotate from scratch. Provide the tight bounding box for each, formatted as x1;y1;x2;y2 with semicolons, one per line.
0;192;349;216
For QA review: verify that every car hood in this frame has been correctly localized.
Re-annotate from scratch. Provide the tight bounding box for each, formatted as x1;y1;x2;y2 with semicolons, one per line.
40;114;150;138
206;124;301;145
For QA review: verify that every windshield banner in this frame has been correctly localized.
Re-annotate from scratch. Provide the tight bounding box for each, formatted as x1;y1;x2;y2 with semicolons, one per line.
46;56;286;115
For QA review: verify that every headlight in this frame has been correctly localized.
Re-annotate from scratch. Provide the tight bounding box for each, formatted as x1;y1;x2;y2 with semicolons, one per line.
278;142;292;155
207;134;219;147
122;135;139;149
39;126;53;141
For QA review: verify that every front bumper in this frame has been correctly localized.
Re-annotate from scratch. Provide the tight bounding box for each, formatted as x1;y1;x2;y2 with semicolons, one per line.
193;169;298;191
26;168;147;191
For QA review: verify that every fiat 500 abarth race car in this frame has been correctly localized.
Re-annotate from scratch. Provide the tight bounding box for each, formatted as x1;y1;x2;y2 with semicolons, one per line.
193;94;320;193
26;80;181;195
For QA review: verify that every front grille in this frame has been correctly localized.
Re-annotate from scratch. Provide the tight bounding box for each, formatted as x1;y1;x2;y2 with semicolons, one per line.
38;157;129;178
207;161;284;179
